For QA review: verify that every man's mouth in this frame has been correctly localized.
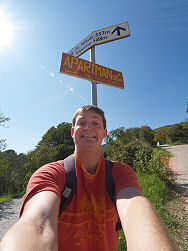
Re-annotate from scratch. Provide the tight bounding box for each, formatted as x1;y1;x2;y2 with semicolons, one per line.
81;135;96;139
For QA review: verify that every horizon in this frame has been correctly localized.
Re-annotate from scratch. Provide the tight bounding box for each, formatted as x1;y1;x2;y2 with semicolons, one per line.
0;0;188;154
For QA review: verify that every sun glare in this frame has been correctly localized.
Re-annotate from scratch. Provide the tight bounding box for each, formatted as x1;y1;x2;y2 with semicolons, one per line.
0;10;14;50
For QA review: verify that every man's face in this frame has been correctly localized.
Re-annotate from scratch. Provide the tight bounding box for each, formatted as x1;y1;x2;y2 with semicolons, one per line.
71;111;107;150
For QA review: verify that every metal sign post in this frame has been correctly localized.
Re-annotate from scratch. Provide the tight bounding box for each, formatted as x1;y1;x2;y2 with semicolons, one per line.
61;21;130;106
68;22;130;57
60;53;124;88
90;46;97;106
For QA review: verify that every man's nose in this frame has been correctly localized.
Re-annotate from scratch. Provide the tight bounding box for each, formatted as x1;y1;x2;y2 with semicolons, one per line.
84;122;92;129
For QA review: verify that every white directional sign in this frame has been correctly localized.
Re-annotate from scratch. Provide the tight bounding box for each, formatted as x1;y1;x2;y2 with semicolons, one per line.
67;22;130;57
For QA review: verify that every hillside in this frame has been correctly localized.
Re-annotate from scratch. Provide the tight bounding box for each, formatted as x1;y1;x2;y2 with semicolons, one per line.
154;121;188;131
154;121;188;145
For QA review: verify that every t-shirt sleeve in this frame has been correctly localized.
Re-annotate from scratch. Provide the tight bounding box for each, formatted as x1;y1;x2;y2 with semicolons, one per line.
20;160;65;217
112;161;142;197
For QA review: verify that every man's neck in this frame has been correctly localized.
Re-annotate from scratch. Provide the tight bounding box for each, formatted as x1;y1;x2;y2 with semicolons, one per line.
75;147;102;175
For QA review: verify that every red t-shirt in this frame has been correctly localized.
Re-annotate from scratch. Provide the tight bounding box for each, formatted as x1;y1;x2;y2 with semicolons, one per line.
20;154;141;251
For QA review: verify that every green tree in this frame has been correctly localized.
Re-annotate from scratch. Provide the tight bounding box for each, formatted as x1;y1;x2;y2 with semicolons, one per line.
0;110;10;151
139;125;155;146
106;126;155;148
0;110;10;195
167;124;188;143
24;122;74;188
154;126;170;144
0;111;10;125
2;150;27;194
0;153;9;195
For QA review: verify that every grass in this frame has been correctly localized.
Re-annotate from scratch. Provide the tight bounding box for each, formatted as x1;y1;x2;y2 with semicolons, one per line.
166;197;188;251
117;177;180;250
0;192;23;204
117;148;181;250
153;146;172;158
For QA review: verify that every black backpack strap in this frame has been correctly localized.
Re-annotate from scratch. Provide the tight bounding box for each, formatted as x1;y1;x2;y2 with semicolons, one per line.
105;159;122;231
58;154;77;217
59;155;122;231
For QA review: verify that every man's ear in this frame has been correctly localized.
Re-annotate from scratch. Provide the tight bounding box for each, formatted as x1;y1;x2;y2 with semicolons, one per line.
103;129;107;139
71;127;74;137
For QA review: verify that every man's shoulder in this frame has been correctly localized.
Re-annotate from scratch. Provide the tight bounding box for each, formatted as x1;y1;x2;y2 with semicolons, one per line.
110;160;136;177
42;159;64;168
31;160;65;178
107;159;131;169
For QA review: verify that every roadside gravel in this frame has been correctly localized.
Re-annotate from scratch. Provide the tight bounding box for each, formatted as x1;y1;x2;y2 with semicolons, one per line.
0;197;22;240
160;144;188;250
160;144;188;202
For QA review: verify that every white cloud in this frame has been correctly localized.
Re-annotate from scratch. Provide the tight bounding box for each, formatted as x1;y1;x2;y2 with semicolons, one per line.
66;85;74;92
0;75;2;80
50;72;55;77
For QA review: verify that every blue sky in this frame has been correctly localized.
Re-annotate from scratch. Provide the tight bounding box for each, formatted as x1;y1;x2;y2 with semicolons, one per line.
0;0;188;154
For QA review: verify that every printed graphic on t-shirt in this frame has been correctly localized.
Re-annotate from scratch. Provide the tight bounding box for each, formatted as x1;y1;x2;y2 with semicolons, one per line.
58;193;117;248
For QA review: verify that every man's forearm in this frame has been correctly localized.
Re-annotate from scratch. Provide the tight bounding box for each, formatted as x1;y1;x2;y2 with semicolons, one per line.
0;220;57;251
117;195;179;251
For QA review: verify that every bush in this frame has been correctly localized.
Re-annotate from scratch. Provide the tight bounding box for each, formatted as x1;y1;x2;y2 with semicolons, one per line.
136;172;172;207
111;143;177;250
117;230;127;251
134;152;175;187
117;171;178;251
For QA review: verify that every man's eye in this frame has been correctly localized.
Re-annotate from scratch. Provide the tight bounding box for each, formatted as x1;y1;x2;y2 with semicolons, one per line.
93;122;100;127
80;121;86;126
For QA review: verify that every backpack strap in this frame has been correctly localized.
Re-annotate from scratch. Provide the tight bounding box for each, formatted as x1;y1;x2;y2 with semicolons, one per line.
58;154;76;217
58;155;122;231
105;159;122;231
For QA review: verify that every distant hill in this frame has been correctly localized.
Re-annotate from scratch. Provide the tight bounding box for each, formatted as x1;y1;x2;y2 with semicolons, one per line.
154;121;188;144
103;121;188;148
153;121;188;131
154;121;188;131
153;125;172;131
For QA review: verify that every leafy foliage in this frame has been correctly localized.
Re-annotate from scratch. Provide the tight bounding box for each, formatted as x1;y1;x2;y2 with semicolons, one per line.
106;126;155;148
0;150;27;195
23;122;74;187
0;110;11;195
0;111;10;126
154;122;188;144
108;127;178;251
0;110;10;151
0;121;74;195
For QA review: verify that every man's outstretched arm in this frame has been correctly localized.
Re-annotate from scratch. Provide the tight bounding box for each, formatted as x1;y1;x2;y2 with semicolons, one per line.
0;191;60;251
117;187;179;251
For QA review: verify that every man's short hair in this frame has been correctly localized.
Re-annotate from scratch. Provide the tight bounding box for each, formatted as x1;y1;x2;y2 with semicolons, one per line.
72;105;106;129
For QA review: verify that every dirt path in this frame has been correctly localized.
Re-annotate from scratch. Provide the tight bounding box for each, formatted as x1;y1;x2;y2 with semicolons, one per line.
0;197;22;240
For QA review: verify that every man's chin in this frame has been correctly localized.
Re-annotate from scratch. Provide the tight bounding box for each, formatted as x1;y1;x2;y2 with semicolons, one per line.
78;141;100;148
80;139;97;144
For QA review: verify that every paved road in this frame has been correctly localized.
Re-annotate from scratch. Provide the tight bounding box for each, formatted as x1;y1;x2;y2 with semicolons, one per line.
160;145;188;183
160;144;188;201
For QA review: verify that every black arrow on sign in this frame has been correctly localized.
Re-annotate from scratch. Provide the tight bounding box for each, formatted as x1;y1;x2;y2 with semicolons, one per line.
111;26;126;36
